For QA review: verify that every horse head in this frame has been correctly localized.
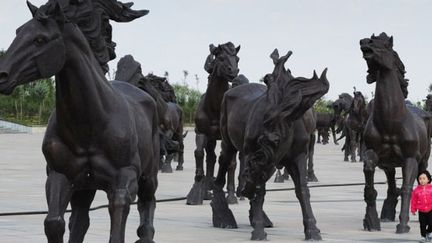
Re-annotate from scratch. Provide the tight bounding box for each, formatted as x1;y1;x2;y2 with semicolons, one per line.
115;55;144;86
0;1;67;95
204;42;240;81
352;91;366;115
360;32;408;97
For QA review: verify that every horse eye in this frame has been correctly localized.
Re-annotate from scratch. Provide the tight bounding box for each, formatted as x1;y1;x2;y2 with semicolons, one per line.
34;37;46;46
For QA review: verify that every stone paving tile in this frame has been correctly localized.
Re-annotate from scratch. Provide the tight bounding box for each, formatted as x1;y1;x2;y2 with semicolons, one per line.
0;132;429;242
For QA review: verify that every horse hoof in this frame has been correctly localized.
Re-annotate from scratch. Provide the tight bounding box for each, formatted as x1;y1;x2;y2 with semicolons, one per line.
175;165;183;171
226;193;238;204
307;174;319;182
396;224;410;233
363;217;381;231
211;191;237;229
305;228;322;241
344;158;349;162
161;163;173;173
186;181;204;205
251;229;267;241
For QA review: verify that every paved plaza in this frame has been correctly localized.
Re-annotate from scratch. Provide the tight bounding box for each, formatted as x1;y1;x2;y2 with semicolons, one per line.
0;130;429;242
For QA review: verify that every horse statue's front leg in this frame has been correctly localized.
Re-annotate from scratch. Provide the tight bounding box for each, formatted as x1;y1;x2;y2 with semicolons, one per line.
396;157;418;233
363;150;380;231
108;167;138;243
249;185;267;240
186;133;207;205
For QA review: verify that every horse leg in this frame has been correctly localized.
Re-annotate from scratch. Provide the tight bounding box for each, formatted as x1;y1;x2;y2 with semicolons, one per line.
363;150;380;231
161;130;174;173
380;168;399;222
307;133;318;182
286;154;321;240
175;133;185;171
186;133;207;205
226;154;238;204
331;125;339;145
249;185;267;240
316;129;321;143
136;176;157;243
396;157;418;233
349;130;357;162
205;139;217;199
211;141;237;228
68;190;96;243
236;152;246;200
107;167;138;243
44;171;72;243
282;167;290;180
274;169;285;183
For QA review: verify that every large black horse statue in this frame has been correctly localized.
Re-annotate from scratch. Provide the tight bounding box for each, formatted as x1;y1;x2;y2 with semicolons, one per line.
115;55;185;173
211;49;329;240
187;42;240;205
0;1;159;243
341;91;368;162
360;33;431;233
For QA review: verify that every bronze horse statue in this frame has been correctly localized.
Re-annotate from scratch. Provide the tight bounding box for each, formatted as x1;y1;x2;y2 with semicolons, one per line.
115;55;185;173
341;91;368;162
187;42;240;205
0;1;159;243
211;49;329;240
360;33;431;233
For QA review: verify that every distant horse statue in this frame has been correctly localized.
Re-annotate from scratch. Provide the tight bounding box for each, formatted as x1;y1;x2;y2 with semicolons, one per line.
115;55;185;172
211;49;329;240
316;111;338;145
0;1;159;243
186;42;240;205
341;91;367;162
360;33;431;233
425;94;432;112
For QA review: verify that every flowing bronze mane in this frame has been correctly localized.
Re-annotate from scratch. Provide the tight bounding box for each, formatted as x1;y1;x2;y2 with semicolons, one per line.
360;32;431;234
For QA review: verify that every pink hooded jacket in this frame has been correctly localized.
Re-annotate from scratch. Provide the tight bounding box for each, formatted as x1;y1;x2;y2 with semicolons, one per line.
411;184;432;213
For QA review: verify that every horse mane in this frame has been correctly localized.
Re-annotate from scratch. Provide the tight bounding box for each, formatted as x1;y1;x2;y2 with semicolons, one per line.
371;33;409;98
244;49;329;185
36;0;148;74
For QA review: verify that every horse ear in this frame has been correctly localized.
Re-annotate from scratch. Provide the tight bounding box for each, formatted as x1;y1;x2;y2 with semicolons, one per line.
270;49;279;65
27;1;38;17
235;45;241;54
209;44;217;54
389;36;393;47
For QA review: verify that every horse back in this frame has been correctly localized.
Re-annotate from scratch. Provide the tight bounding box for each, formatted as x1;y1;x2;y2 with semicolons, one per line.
221;83;266;151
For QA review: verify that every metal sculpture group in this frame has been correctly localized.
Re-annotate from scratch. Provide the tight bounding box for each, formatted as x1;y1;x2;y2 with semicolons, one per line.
211;49;329;240
1;0;432;242
360;33;431;233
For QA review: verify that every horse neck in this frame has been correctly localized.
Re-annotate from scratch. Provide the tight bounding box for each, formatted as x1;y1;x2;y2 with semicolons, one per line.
55;27;117;131
203;73;229;115
373;69;407;124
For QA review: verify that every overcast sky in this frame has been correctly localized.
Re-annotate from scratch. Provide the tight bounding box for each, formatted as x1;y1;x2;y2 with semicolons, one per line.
0;0;431;102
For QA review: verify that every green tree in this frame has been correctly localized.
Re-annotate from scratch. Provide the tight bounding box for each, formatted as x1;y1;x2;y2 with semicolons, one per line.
313;97;333;113
173;83;202;124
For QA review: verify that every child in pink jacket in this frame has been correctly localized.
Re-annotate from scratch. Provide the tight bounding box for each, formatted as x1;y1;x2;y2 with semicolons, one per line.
411;170;432;242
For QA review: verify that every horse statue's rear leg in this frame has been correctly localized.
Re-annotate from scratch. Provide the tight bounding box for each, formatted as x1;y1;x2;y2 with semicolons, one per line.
396;157;418;233
226;155;238;204
211;141;237;229
68;190;96;243
175;135;185;171
307;133;318;182
380;168;399;222
136;176;157;243
286;153;321;240
187;133;207;205
349;130;357;162
107;167;138;243
44;171;72;243
236;152;246;201
363;150;380;231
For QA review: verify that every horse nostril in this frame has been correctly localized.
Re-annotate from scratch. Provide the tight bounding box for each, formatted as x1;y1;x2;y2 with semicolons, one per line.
0;72;9;81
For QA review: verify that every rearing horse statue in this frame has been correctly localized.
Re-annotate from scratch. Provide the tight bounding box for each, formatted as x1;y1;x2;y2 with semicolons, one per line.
0;1;159;243
187;42;240;205
360;33;431;233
